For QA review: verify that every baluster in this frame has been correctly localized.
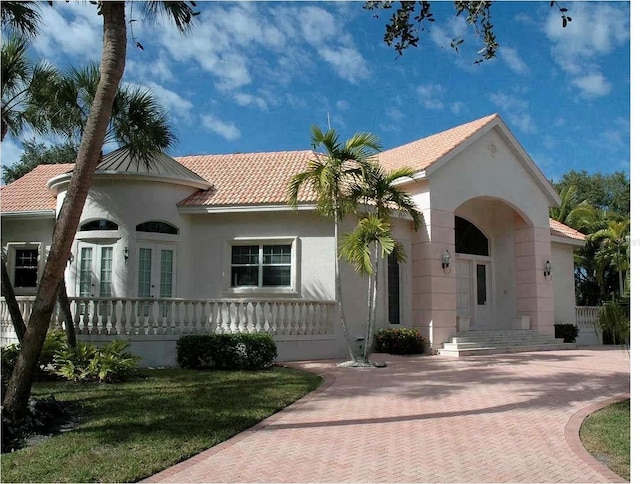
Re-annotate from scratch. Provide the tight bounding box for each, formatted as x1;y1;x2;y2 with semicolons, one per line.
283;303;291;335
113;300;122;335
247;301;255;333
263;302;271;334
230;302;239;333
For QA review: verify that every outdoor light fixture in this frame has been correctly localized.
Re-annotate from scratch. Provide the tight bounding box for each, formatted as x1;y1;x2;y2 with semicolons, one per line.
124;246;129;262
441;249;451;274
544;260;552;279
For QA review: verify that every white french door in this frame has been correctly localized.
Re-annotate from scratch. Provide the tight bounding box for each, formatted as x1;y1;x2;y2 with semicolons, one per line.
78;243;114;298
136;244;176;300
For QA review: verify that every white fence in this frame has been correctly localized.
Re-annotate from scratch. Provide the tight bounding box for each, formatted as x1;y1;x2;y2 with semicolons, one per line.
575;306;602;346
0;296;338;364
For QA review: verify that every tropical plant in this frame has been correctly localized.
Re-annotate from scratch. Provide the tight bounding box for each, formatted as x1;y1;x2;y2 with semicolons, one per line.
1;1;42;38
288;126;382;361
340;162;423;361
590;219;630;296
53;340;140;383
1;35;59;142
598;297;630;348
3;1;199;422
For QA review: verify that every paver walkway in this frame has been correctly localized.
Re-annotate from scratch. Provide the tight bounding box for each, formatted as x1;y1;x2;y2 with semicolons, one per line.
146;348;630;483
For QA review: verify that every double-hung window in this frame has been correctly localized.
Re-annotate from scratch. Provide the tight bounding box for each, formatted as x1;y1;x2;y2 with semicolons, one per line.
230;243;293;289
14;248;39;288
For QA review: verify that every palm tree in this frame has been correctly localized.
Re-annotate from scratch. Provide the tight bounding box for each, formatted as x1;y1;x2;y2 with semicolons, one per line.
288;126;382;362
1;1;41;38
1;35;59;142
591;219;630;297
340;163;423;361
3;1;198;421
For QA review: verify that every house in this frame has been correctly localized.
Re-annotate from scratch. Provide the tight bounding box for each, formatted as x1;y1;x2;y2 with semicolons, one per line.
0;113;586;364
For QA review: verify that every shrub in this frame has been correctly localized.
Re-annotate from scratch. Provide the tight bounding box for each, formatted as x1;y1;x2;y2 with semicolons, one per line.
374;327;427;355
1;329;67;381
177;334;277;370
554;323;579;343
53;340;140;383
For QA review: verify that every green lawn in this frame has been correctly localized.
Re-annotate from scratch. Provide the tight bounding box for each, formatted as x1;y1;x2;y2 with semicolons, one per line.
1;367;322;483
580;398;630;481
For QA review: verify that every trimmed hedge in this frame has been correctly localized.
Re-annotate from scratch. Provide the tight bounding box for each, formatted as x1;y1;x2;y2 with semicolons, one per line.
554;323;579;343
177;334;277;370
374;327;427;355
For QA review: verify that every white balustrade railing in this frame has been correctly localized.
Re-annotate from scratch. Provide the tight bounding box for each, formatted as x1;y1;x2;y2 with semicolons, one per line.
0;296;335;339
575;306;600;330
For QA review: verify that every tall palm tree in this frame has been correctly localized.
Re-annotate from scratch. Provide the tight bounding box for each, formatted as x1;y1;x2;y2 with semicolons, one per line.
3;1;198;421
288;126;382;362
590;219;630;296
1;1;41;38
1;35;59;141
341;163;423;361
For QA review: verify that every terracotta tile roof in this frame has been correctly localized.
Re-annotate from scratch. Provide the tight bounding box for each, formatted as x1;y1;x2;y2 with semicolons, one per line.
549;219;587;241
0;163;72;213
377;113;499;172
176;150;319;206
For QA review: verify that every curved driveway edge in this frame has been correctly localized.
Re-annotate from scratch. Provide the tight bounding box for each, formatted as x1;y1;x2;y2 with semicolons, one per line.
564;393;630;483
146;348;630;483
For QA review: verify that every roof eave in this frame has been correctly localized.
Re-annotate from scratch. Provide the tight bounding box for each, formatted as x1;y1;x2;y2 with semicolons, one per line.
47;172;212;194
0;210;56;219
550;235;586;247
177;203;317;214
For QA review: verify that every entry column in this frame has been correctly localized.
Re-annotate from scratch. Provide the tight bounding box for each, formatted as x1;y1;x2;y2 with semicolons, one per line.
411;208;457;350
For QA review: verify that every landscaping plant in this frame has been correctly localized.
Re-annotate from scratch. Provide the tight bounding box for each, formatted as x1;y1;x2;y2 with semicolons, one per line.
374;327;427;355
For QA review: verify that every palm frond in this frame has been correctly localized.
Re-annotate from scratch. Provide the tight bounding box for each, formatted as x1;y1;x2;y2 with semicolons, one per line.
1;1;41;38
141;1;200;33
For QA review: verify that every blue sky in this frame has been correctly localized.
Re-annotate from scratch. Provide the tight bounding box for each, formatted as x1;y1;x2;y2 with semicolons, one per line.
1;1;631;183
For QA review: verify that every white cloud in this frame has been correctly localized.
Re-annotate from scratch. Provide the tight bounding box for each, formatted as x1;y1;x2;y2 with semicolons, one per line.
201;115;241;141
544;3;629;97
317;47;370;84
500;47;529;75
234;93;268;111
145;82;194;121
416;84;445;110
488;92;537;134
450;101;465;116
386;107;404;123
336;100;349;111
33;3;103;63
571;72;612;98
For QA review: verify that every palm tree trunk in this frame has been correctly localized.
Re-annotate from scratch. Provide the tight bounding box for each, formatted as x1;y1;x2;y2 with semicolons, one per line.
363;241;380;361
57;279;76;348
2;2;127;421
1;256;26;343
334;207;356;361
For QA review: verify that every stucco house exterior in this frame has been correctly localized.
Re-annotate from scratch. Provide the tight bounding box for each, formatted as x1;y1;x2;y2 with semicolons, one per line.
0;113;586;364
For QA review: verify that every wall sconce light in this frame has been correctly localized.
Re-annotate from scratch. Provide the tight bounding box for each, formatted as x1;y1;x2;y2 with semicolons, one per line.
124;247;129;262
543;260;552;280
67;252;74;264
441;249;451;274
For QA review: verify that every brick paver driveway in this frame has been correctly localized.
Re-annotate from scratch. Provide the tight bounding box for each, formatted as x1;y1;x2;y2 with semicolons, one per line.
147;348;630;483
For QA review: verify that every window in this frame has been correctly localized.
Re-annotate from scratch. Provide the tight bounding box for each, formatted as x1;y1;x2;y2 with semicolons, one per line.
476;264;487;305
387;251;400;324
14;249;38;288
231;244;292;288
80;219;118;231
455;216;489;256
136;221;178;235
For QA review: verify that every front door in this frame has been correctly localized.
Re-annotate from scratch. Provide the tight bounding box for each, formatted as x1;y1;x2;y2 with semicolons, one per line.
473;261;492;328
456;258;492;329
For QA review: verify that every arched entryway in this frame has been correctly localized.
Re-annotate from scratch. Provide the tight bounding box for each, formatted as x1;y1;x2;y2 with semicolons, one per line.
454;216;492;329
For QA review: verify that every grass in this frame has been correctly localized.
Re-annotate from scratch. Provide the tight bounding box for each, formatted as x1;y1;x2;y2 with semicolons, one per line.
1;367;322;483
579;398;630;481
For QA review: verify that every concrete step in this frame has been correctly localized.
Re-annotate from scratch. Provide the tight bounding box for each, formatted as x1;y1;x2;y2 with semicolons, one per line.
450;336;566;344
443;339;566;350
438;343;576;357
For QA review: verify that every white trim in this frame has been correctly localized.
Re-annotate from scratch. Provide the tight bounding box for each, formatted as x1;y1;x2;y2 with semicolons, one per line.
47;172;211;195
550;235;586;247
223;237;300;297
177;204;316;214
0;210;55;219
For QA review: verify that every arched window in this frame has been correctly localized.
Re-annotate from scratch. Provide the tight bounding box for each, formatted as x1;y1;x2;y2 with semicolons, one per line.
455;216;489;256
136;221;179;235
80;219;118;231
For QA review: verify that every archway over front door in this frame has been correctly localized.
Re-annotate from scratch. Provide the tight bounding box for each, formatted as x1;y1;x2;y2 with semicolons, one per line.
455;216;492;330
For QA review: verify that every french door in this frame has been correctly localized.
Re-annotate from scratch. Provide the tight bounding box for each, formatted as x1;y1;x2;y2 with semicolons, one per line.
78;243;114;298
455;257;492;329
137;243;175;315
